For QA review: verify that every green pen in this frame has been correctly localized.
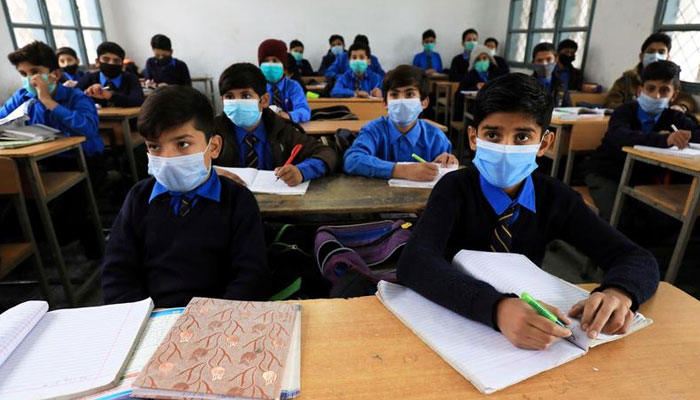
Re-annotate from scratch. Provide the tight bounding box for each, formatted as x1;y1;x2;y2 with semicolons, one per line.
521;292;577;343
411;153;428;163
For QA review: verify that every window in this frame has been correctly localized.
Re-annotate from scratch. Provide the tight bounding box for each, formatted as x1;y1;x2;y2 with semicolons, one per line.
505;0;596;72
655;0;700;83
2;0;106;66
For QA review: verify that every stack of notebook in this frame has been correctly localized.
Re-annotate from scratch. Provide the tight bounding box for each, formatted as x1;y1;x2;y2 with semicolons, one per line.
0;99;59;149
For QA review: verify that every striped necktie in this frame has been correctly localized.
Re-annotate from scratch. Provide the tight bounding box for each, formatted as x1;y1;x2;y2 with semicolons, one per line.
244;134;259;168
490;205;520;253
354;77;360;91
427;54;433;70
271;86;284;108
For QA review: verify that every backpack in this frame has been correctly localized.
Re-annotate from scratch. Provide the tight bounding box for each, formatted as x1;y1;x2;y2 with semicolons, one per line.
310;105;358;121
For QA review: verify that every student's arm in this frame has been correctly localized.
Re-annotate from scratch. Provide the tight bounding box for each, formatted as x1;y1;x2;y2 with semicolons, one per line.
49;91;100;139
605;106;670;148
284;125;337;176
448;56;461;82
330;74;355;98
285;81;311;123
110;73;145;107
675;112;700;143
412;53;421;68
325;53;343;79
436;54;443;73
674;91;698;114
142;59;152;80
76;73;93;91
0;89;26;119
296;158;327;181
180;61;192;86
318;54;331;76
603;76;627;109
342;126;396;178
372;56;385;77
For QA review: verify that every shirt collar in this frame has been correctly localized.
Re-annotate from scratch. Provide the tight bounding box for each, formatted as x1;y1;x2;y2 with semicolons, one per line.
479;173;536;216
387;117;422;147
234;120;268;146
636;104;662;127
149;168;221;204
99;72;123;88
268;77;287;91
538;75;552;85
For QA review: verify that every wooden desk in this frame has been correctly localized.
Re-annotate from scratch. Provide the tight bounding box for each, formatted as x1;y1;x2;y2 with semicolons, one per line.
545;115;610;184
295;282;700;399
0;137;104;306
306;83;326;92
308;98;385;120
98;107;142;184
433;81;459;126
299;119;448;136
610;147;700;283
255;174;430;217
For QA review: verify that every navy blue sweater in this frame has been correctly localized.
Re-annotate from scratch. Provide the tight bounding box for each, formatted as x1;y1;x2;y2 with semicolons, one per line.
143;57;192;86
77;71;145;108
397;167;659;329
102;176;270;308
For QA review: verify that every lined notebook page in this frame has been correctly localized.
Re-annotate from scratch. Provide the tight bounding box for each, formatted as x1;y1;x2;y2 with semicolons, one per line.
633;144;700;158
0;301;47;367
0;298;153;400
388;163;458;188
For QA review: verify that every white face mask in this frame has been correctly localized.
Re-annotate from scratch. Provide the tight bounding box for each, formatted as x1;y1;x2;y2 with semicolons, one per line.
147;143;211;193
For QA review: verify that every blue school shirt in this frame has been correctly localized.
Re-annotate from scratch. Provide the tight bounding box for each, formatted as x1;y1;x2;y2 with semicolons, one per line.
0;85;103;156
636;106;663;134
479;174;536;224
62;69;85;82
538;76;552;92
477;70;489;82
330;69;383;98
99;72;123;88
233;123;326;181
343;116;452;179
325;53;385;79
149;167;222;215
412;51;443;72
266;77;311;123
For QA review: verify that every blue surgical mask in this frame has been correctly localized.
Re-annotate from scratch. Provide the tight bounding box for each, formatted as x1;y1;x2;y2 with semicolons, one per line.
642;52;666;68
474;60;490;73
637;92;669;116
22;74;55;97
260;62;284;83
331;45;344;56
464;41;477;53
473;136;546;188
387;98;423;127
147;143;211;193
291;51;303;62
423;43;436;52
223;99;262;128
349;59;368;75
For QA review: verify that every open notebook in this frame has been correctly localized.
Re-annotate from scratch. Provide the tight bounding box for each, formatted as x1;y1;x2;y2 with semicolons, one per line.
218;167;309;195
388;163;458;189
376;250;652;394
0;298;153;400
633;143;700;158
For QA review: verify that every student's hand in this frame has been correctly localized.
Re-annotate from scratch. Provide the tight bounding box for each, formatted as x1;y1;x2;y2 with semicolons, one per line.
568;287;634;338
30;74;58;110
432;152;458;167
274;165;303;186
476;82;486;90
214;167;247;187
426;68;436;75
355;90;370;98
157;82;168;87
63;80;78;88
370;88;382;98
670;104;688;113
393;162;439;181
278;111;291;120
496;297;572;350
84;83;112;100
667;130;692;149
144;79;156;88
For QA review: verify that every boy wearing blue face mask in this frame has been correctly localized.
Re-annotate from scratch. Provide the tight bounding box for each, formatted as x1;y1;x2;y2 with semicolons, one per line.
330;42;382;98
325;34;385;79
398;73;659;351
318;34;345;76
531;42;571;107
257;39;311;123
289;39;314;76
448;28;478;82
412;29;443;75
343;65;457;181
102;85;270;308
212;63;337;187
585;60;700;221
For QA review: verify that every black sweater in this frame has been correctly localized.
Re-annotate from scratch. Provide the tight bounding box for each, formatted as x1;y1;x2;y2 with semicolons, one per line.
143;57;192;86
102;175;270;308
77;71;145;107
397;167;659;329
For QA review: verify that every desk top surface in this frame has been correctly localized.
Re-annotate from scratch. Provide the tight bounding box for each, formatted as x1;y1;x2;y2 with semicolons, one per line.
300;119;448;135
623;146;700;172
97;107;141;118
0;136;84;158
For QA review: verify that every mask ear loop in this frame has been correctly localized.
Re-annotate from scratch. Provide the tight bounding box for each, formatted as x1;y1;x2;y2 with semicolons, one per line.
539;129;551;144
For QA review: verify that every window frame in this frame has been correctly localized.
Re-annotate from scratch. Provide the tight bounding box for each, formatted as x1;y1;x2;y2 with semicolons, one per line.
654;0;700;88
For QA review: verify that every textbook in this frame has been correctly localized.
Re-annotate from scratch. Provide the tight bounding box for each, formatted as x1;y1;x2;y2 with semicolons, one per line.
553;106;611;118
132;298;302;400
218;167;310;195
0;298;154;400
388;162;458;188
633;143;700;158
0;99;32;129
376;250;652;394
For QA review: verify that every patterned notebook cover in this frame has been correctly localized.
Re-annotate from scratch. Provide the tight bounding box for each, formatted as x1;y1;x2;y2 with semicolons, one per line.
132;298;298;400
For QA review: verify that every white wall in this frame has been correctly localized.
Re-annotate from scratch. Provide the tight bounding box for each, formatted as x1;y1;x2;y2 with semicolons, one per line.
0;5;21;100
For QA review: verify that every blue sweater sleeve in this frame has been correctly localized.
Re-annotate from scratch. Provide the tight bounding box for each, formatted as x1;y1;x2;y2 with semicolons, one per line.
285;80;311;123
0;89;27;119
330;73;356;98
50;92;99;140
325;53;346;79
343;126;396;179
296;158;327;181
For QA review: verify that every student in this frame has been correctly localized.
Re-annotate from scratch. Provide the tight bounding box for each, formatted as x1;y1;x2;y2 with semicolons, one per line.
77;41;145;107
448;28;478;82
257;39;311;123
343;65;457;181
213;62;337;186
585;60;700;220
484;37;510;75
453;44;507;121
289;39;315;76
555;39;583;91
55;46;85;87
102;85;270;307
325;34;385;79
604;33;697;113
397;73;659;350
330;42;382;98
412;29;443;74
143;34;192;87
318;34;345;76
531;42;570;107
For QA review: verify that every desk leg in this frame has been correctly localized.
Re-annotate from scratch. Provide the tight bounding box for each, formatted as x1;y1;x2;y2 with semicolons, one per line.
563;150;576;185
76;145;105;255
664;176;700;283
610;154;634;227
121;117;139;184
550;125;570;179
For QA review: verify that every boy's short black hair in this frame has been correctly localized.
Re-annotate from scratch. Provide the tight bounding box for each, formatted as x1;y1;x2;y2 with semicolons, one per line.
8;41;59;71
218;62;267;97
462;28;478;42
138;85;215;141
55;46;78;59
557;39;578;52
97;41;125;60
329;34;344;45
422;29;436;41
641;60;681;87
348;42;371;58
382;65;430;100
354;34;369;45
641;32;672;52
289;39;303;50
532;42;555;60
474;73;554;133
485;37;499;47
150;34;172;50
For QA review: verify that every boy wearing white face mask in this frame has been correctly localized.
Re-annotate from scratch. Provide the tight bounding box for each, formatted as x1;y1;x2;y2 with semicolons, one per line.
102;85;270;308
398;73;659;351
343;65;457;181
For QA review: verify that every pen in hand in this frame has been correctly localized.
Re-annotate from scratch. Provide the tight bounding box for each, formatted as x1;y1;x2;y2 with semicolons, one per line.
276;144;303;182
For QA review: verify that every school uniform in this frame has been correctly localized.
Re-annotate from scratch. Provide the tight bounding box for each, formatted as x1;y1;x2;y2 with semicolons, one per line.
266;77;311;123
533;70;571;107
448;53;470;82
143;57;192;86
77;70;145;107
102;169;271;308
412;51;443;72
453;64;507;121
214;108;337;178
330;69;383;98
343;116;452;178
555;63;583;91
318;50;341;76
59;68;86;84
397;166;659;329
325;52;385;79
295;58;314;76
493;55;510;75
